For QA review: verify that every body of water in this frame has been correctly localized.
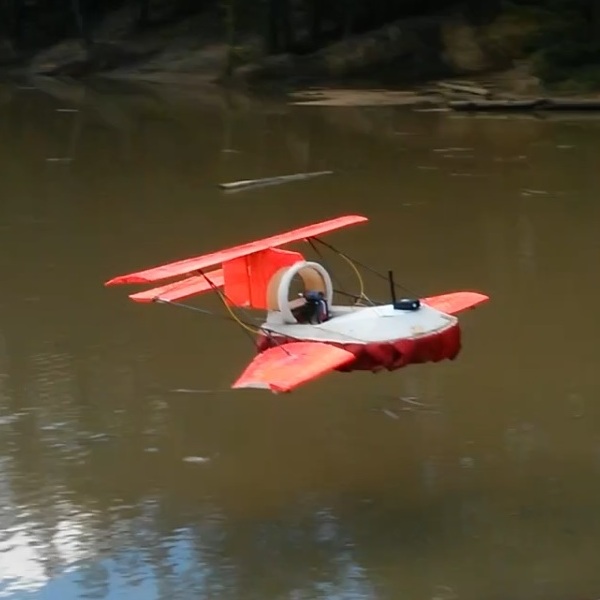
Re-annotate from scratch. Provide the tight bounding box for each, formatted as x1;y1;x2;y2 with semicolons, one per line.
1;78;599;599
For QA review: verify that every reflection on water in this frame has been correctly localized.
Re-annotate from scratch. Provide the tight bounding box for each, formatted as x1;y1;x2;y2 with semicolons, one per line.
1;78;600;599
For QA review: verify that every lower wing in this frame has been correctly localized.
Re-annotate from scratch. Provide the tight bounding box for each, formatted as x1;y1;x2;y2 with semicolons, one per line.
232;342;356;394
422;291;489;315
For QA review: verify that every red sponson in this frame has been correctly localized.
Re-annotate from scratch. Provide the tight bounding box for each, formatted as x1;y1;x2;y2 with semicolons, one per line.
256;323;462;372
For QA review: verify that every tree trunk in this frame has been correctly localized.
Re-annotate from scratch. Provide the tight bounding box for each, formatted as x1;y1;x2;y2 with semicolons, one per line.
343;0;357;38
589;0;600;35
0;1;12;41
138;0;150;29
309;0;323;46
265;0;292;54
279;0;292;51
5;0;25;49
266;0;279;53
465;0;501;25
223;0;235;77
70;0;92;49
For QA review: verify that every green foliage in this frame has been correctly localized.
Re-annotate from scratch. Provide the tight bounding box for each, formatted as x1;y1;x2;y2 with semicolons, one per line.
502;0;600;87
3;0;600;89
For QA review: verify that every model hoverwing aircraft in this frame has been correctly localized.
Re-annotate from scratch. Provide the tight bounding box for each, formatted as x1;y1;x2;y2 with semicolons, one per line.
105;215;488;393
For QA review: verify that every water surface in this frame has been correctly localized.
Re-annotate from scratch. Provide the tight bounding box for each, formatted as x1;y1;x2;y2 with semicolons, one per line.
1;78;600;600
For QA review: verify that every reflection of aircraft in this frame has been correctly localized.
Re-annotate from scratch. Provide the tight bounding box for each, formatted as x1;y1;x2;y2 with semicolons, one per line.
105;215;488;393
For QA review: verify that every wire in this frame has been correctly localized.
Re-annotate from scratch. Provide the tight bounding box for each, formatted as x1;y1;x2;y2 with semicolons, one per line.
156;295;296;355
307;238;375;306
197;270;262;336
155;280;368;345
334;288;384;305
307;238;342;292
197;271;293;356
336;248;371;305
155;238;408;350
154;298;258;328
312;237;421;298
311;236;376;306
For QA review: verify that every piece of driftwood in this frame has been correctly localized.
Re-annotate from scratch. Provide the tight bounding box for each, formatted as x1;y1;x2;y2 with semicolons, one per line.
450;99;543;111
437;81;491;97
544;98;600;110
450;98;600;112
219;170;333;193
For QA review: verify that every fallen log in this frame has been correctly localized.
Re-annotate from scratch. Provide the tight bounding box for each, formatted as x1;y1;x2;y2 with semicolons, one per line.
544;98;600;110
449;99;545;111
449;98;600;112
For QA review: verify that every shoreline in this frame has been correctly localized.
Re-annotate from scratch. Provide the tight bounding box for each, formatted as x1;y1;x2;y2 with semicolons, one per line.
5;62;600;116
101;68;600;112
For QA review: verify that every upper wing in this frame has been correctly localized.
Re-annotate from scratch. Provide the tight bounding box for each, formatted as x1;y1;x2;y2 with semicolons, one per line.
423;291;489;315
232;342;356;393
105;215;367;286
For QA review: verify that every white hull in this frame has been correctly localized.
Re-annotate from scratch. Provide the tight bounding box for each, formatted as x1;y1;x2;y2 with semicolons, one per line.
261;303;458;344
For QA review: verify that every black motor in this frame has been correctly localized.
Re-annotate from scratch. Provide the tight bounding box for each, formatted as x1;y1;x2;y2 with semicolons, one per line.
292;290;330;324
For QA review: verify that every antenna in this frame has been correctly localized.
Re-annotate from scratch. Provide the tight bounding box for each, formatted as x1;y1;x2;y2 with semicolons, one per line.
388;270;397;305
388;269;421;311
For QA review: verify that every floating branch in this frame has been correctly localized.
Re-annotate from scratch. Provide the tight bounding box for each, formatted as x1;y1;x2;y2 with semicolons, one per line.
219;170;333;193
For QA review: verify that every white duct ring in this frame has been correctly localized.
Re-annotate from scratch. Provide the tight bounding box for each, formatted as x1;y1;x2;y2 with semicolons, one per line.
277;261;334;324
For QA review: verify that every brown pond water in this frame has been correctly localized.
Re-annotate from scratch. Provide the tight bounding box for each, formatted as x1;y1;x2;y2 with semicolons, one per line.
1;77;600;600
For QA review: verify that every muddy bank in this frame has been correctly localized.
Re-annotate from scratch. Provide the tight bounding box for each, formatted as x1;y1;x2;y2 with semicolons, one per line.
287;74;600;113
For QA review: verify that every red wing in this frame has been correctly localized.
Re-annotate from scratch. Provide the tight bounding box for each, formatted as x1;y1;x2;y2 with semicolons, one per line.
423;291;489;315
105;215;367;286
232;342;355;393
128;270;224;303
